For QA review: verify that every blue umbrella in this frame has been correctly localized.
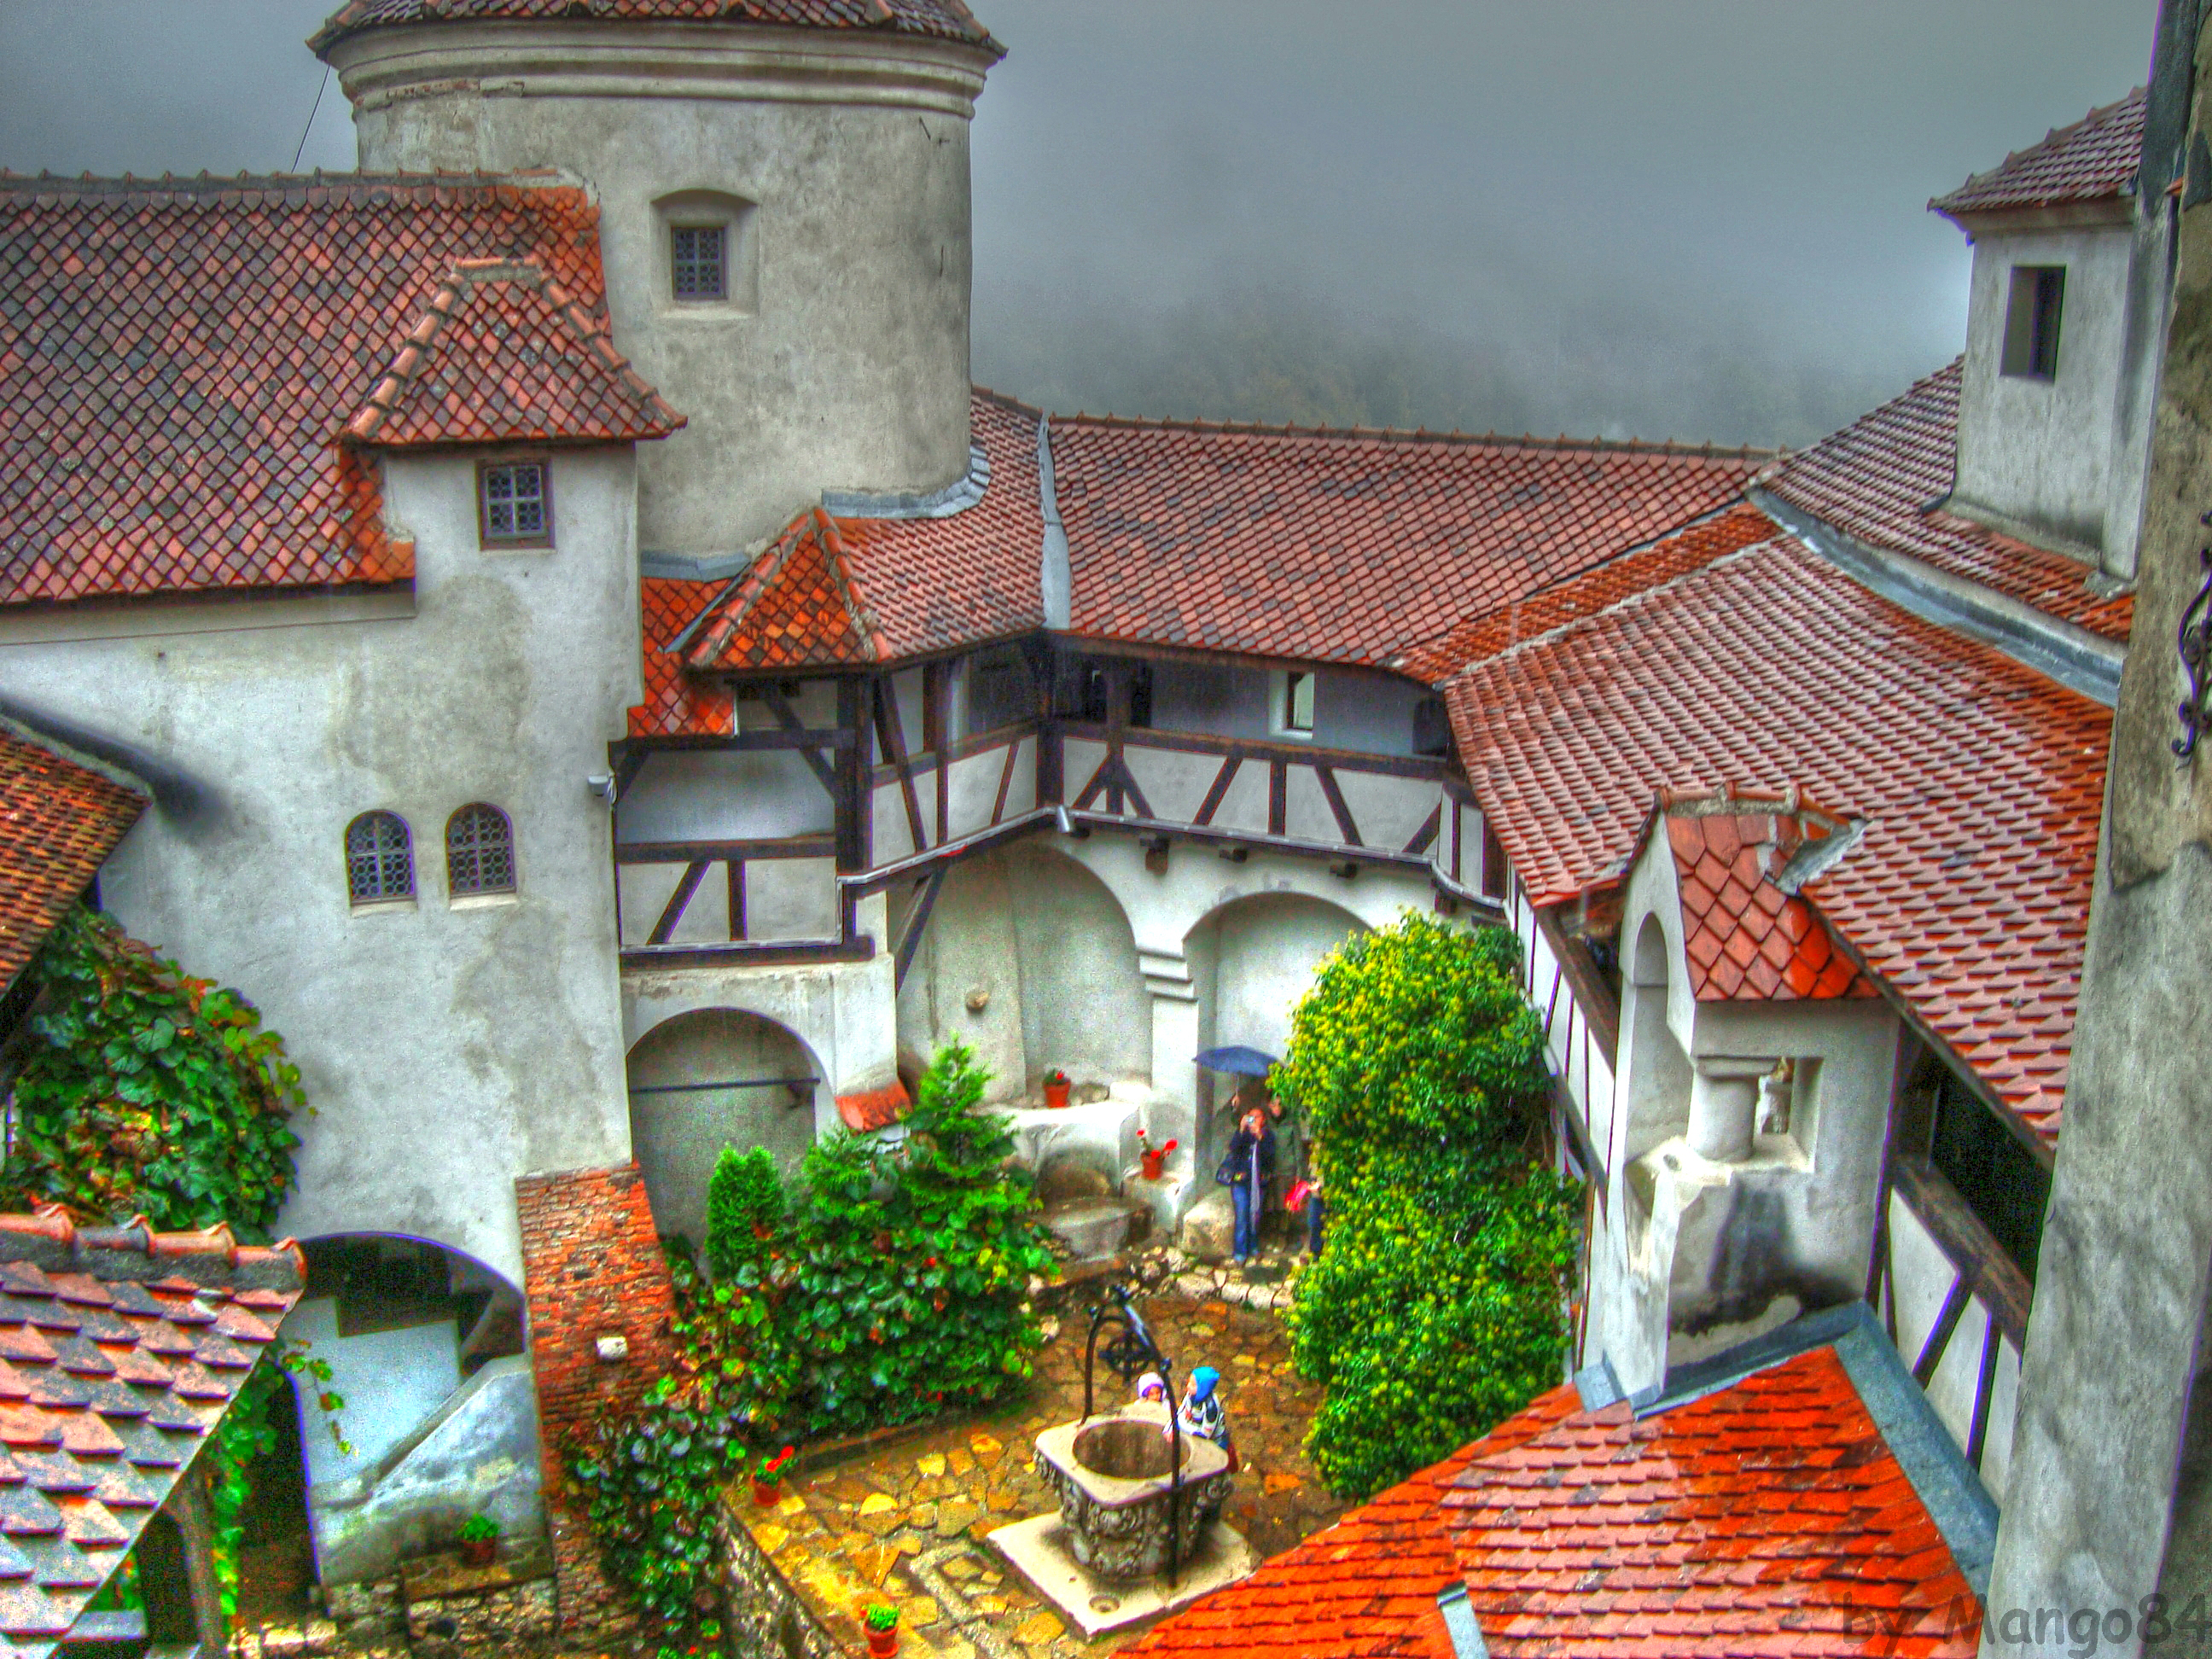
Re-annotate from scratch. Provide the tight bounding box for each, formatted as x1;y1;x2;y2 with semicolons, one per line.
1194;1045;1278;1077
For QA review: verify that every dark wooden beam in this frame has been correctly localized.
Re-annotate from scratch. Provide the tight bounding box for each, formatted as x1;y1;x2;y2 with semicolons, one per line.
1314;765;1363;847
1401;801;1442;857
621;938;876;971
843;808;1057;894
1965;1316;2002;1470
1071;752;1113;811
1890;1155;2033;1347
1192;752;1243;826
1267;760;1288;837
1533;905;1621;1063
618;835;835;864
873;677;928;854
1912;1277;1972;1387
990;736;1021;825
727;859;747;941
647;860;711;946
923;661;951;842
835;676;870;872
1058;720;1448;781
894;868;948;991
759;684;840;795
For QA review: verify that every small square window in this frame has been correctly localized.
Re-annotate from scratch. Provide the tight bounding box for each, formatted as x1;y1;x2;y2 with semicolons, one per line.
1282;671;1315;735
2000;265;2064;381
672;224;726;302
479;461;551;547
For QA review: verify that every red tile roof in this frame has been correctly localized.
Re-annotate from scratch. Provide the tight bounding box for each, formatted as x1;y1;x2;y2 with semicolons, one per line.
1757;361;2132;642
310;0;999;54
1930;88;2145;219
345;257;682;448
0;174;619;608
0;731;145;996
0;1206;306;1658
1054;420;1765;670
1442;1349;1979;1657
632;576;736;737
1139;1345;1978;1658
1654;790;1875;1003
660;389;1046;681
1447;529;2107;1144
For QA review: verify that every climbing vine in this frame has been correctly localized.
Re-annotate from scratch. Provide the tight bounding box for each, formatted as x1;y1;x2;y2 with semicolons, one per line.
572;1040;1055;1654
1278;912;1581;1499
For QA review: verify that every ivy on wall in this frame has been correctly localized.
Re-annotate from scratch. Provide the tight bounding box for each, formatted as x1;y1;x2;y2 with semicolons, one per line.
1278;912;1581;1500
570;1040;1056;1656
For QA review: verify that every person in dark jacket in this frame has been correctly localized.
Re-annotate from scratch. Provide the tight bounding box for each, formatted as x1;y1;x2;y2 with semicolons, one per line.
1224;1106;1276;1265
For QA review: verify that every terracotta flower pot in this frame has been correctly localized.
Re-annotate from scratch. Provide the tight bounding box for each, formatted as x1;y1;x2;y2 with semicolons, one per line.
866;1629;899;1659
459;1537;497;1567
1140;1150;1166;1180
752;1480;783;1507
1043;1080;1070;1110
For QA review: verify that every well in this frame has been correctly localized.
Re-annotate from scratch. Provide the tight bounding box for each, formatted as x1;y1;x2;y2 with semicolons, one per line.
1032;1412;1231;1581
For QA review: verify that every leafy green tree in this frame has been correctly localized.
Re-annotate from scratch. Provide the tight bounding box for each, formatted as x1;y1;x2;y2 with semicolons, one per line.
1278;913;1580;1499
0;906;302;1237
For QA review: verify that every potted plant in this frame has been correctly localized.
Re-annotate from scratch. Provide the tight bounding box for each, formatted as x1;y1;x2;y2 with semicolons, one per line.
752;1443;797;1507
1137;1129;1179;1182
863;1603;900;1658
1041;1068;1071;1110
457;1512;498;1567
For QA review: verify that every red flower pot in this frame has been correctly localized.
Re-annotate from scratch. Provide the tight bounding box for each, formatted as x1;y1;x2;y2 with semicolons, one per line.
1140;1150;1166;1180
866;1628;899;1658
1043;1080;1070;1110
752;1480;782;1507
459;1538;497;1567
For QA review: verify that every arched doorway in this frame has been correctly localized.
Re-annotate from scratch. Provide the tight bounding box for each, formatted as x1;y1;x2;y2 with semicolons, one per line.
626;1007;822;1248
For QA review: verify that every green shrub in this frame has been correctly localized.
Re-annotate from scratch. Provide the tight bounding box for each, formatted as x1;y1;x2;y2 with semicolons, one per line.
1278;913;1580;1500
705;1145;786;1283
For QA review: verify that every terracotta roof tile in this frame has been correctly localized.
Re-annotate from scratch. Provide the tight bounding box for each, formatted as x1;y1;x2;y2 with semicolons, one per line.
688;509;876;672
1757;361;2132;641
1054;420;1764;669
0;731;145;997
0;173;621;608
1140;1346;1979;1658
311;0;1000;53
1447;533;2105;1145
344;257;683;448
1656;792;1877;1003
0;1210;304;1658
629;576;735;738
1930;88;2145;218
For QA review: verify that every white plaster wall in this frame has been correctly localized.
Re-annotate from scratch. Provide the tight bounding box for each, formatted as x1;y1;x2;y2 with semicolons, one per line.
620;748;833;841
894;853;1031;1100
335;23;991;556
1954;221;2133;554
1890;1190;2020;1503
288;1297;462;1487
626;1006;820;1243
0;450;642;1283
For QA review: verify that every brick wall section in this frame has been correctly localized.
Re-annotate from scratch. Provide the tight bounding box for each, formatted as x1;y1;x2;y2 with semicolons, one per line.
515;1162;679;1634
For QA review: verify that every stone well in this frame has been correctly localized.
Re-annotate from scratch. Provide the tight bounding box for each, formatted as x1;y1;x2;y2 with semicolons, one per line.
1033;1412;1231;1581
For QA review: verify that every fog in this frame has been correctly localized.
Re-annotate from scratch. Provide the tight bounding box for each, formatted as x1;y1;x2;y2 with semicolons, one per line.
0;1;2159;445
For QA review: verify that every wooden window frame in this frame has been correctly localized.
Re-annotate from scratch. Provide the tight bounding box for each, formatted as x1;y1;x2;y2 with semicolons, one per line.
2000;265;2065;381
671;223;729;302
477;457;554;550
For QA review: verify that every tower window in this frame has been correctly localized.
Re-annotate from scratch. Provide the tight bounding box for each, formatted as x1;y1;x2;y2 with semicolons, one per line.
672;224;727;301
346;811;414;904
2000;265;2064;381
446;803;516;899
1281;671;1315;736
479;460;550;546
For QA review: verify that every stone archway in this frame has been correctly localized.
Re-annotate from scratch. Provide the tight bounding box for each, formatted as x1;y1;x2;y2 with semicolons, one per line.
625;1007;823;1248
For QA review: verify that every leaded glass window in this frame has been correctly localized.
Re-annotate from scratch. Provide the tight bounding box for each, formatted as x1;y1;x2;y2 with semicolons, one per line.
447;803;516;898
672;224;726;300
480;461;550;544
346;811;414;903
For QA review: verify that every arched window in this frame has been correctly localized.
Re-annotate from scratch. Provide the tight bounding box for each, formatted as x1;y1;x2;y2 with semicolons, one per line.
447;803;516;897
346;812;414;903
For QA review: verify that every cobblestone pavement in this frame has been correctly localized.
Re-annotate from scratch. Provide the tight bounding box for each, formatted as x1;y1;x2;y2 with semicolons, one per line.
736;1242;1342;1656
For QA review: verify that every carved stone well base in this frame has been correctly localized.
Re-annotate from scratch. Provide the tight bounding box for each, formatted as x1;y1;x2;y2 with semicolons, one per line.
987;1514;1256;1637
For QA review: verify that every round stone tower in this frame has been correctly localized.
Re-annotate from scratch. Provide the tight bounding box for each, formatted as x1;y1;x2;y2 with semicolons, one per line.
313;2;1001;558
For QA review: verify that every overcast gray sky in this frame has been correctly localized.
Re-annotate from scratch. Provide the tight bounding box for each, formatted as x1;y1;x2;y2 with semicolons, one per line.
0;1;2160;445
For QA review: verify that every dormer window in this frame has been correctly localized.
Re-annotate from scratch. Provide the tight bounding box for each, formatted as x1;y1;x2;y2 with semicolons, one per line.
672;224;726;301
479;460;550;547
2000;265;2064;381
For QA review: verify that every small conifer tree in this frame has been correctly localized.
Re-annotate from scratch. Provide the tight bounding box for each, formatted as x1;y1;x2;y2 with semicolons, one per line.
705;1145;787;1283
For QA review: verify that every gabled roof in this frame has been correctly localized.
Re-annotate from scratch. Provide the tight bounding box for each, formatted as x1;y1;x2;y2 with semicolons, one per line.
688;509;876;671
1930;87;2145;220
0;730;146;997
345;257;683;448
1447;529;2106;1145
1755;360;2132;642
0;1207;306;1659
0;173;620;608
310;0;1001;55
1138;1311;1983;1658
1052;418;1765;670
1649;789;1875;1004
